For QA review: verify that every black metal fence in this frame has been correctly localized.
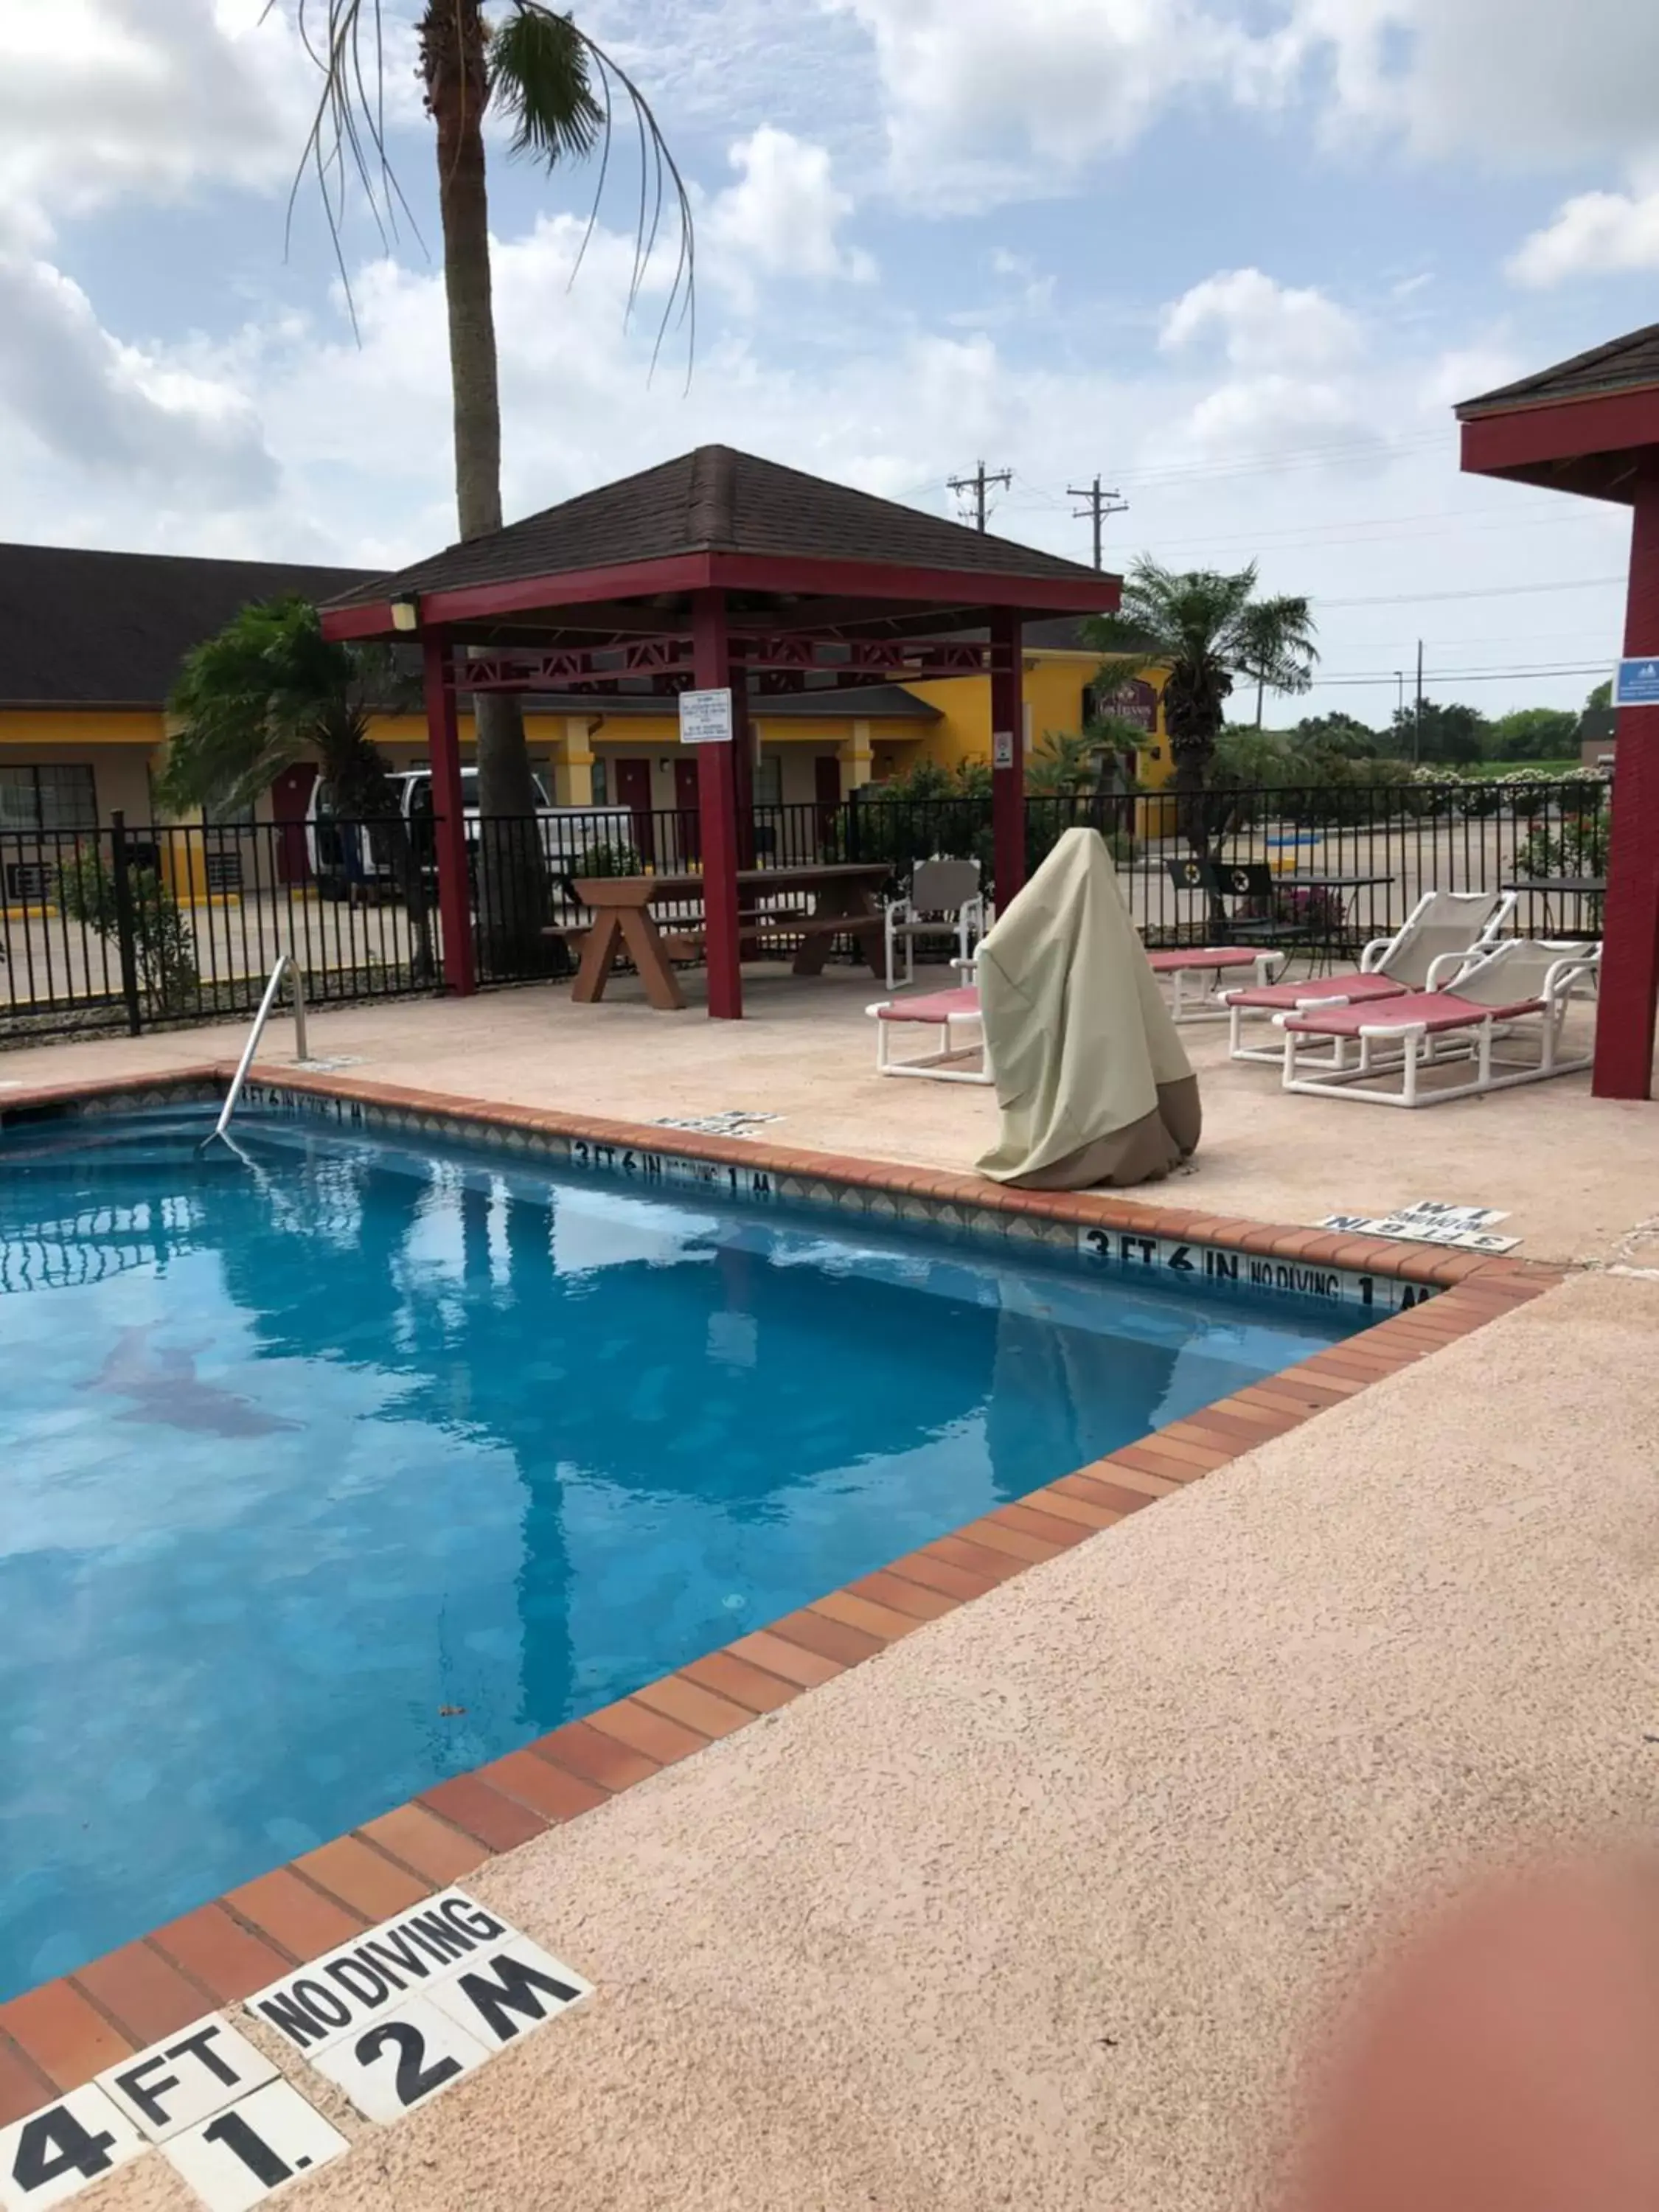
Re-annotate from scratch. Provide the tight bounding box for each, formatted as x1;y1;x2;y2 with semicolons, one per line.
0;779;1610;1041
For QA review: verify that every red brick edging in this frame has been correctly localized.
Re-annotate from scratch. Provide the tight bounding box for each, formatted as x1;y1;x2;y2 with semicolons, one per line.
0;1066;1565;2118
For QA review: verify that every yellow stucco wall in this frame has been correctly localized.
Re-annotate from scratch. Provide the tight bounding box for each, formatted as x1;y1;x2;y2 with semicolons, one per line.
905;653;1174;788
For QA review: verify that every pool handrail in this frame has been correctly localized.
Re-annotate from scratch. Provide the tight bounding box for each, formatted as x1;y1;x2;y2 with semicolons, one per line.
202;953;307;1150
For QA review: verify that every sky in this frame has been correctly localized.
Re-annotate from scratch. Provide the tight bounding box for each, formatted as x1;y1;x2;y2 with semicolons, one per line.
1;0;1656;727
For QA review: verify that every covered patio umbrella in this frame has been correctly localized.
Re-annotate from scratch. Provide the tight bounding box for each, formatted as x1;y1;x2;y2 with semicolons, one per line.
976;827;1201;1189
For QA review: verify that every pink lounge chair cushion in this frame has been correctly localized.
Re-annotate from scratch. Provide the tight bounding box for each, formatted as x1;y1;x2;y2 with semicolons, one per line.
1146;947;1266;973
1284;990;1544;1038
1225;970;1407;1012
875;987;981;1024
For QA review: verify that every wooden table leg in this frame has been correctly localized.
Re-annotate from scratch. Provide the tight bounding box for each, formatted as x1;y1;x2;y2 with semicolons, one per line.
791;887;885;976
571;910;623;1003
618;907;686;1011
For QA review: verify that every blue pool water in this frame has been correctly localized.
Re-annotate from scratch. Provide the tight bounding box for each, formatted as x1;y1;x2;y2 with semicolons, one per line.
0;1105;1363;1998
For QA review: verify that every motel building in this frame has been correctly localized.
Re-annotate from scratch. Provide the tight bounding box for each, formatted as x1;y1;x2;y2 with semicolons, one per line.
0;540;1173;905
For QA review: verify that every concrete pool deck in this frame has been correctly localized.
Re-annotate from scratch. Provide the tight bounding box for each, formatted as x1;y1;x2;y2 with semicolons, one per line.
1;968;1654;1267
3;977;1658;2208
70;1267;1659;2212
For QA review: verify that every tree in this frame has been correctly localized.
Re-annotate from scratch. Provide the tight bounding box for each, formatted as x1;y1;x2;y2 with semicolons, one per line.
1083;559;1318;859
1484;706;1578;762
1585;679;1613;712
159;597;435;980
285;1;693;970
1389;698;1485;765
1293;711;1377;759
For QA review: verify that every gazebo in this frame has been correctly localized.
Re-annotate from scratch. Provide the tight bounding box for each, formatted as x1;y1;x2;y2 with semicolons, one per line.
1458;326;1659;1100
321;447;1118;1018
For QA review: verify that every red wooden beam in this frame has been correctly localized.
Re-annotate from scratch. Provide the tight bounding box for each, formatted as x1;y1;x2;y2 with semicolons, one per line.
421;635;476;997
1593;472;1659;1099
1460;386;1659;488
692;590;742;1020
990;608;1024;914
321;552;1119;644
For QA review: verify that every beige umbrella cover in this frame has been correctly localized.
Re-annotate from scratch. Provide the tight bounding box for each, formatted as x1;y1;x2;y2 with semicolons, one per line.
975;827;1202;1189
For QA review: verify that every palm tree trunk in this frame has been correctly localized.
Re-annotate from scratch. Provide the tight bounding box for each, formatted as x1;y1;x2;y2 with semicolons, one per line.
422;1;551;976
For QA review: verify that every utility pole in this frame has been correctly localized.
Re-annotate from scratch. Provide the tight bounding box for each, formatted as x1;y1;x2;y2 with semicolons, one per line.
947;459;1012;532
1066;473;1128;571
1414;638;1424;764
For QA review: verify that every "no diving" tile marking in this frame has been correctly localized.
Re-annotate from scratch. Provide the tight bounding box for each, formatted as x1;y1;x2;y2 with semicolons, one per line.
0;1895;590;2209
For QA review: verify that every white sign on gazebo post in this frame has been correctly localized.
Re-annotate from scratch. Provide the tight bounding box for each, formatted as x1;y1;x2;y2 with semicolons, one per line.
678;688;734;744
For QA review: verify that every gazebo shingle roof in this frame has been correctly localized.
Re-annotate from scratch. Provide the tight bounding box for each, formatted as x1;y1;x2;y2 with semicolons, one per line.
1457;323;1659;417
326;445;1105;611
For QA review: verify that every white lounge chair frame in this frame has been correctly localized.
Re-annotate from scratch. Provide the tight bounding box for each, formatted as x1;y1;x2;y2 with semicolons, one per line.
1225;888;1518;1065
1152;947;1284;1023
867;985;993;1083
883;858;986;991
1276;939;1601;1107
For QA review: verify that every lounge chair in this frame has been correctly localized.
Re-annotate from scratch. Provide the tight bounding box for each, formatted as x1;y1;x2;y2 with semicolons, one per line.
1222;888;1517;1064
883;858;986;991
1144;945;1284;1022
1276;937;1600;1107
867;984;993;1083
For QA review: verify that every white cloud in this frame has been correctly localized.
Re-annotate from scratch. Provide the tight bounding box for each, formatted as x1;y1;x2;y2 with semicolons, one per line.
0;0;319;236
1508;189;1659;287
825;0;1285;206
1160;268;1361;375
0;243;279;505
705;126;875;298
1284;0;1659;173
1153;269;1382;473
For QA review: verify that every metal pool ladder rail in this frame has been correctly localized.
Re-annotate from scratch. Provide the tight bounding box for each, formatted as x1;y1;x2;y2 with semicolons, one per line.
202;954;308;1151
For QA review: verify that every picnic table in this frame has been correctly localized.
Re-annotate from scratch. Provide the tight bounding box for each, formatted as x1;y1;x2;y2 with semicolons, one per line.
563;861;892;1011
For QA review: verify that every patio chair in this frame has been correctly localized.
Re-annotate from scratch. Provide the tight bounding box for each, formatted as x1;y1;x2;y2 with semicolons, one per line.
866;984;992;1084
1276;937;1600;1107
883;857;985;990
1222;887;1518;1064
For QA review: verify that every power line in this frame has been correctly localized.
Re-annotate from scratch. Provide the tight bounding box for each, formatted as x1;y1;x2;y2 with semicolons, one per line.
947;459;1012;532
1315;575;1626;611
1067;473;1129;571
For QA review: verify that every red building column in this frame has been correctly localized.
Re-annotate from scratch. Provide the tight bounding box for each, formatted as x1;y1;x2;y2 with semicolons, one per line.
990;608;1026;914
421;633;476;996
1593;472;1659;1100
692;589;743;1018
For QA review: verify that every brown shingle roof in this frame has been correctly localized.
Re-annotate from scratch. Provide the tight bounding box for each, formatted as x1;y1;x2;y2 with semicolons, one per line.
1457;323;1659;417
327;446;1106;610
0;543;370;708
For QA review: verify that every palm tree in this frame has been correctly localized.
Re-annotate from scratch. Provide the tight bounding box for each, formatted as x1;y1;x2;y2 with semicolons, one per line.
1085;558;1318;795
283;1;694;968
159;597;435;979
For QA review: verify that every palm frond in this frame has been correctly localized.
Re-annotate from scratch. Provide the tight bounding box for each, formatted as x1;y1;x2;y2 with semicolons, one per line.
491;7;601;163
270;0;695;376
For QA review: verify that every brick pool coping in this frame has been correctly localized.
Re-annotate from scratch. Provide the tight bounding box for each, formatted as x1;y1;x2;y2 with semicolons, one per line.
0;1064;1567;2122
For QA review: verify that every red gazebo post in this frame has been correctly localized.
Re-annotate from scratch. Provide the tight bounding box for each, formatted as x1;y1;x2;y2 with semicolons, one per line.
989;608;1026;913
1599;471;1659;1095
421;633;476;995
1458;328;1659;1100
691;588;743;1019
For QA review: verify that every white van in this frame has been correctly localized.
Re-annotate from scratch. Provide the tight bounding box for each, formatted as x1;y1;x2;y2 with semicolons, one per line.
305;769;636;897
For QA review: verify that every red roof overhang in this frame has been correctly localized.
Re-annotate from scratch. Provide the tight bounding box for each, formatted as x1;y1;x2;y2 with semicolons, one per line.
1459;383;1659;501
320;549;1118;643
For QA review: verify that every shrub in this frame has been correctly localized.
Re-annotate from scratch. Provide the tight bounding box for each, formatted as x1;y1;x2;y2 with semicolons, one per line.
58;847;199;1012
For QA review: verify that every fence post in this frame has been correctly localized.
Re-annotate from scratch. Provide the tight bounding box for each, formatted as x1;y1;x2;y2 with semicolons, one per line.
110;811;144;1037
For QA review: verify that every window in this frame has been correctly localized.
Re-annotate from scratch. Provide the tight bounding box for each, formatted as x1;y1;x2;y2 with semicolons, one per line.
0;764;97;832
753;756;783;807
590;758;610;804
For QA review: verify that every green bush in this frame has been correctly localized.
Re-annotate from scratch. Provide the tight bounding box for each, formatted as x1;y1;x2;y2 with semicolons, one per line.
58;847;199;1012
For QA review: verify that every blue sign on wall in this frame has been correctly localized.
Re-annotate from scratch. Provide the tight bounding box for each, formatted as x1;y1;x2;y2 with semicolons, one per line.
1613;656;1659;706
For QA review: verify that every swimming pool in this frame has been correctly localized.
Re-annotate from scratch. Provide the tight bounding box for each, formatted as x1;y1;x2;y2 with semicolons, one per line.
0;1101;1366;2000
